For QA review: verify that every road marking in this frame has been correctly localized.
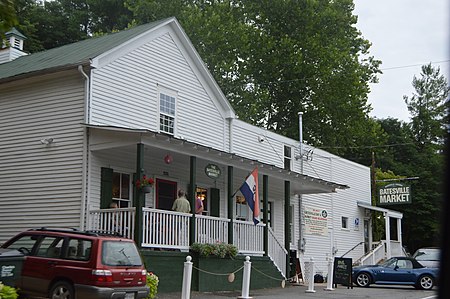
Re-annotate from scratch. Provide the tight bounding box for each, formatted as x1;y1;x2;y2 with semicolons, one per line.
420;296;437;299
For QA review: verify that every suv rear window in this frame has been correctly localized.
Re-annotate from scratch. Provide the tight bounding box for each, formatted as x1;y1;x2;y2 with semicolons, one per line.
101;241;143;266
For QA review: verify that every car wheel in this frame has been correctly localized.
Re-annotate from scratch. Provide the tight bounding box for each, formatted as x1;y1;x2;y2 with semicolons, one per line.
356;272;371;287
49;281;74;299
417;274;434;290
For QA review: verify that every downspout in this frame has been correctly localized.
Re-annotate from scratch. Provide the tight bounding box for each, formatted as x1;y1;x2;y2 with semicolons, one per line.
78;65;90;230
228;117;234;153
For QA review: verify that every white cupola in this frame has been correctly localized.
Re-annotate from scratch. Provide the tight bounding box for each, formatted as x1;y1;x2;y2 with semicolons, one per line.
0;28;28;64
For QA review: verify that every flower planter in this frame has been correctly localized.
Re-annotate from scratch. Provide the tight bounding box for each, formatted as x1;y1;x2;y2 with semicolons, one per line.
141;186;152;193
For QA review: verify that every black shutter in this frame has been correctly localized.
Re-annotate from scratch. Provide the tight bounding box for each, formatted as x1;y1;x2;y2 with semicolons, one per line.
210;188;220;217
100;167;113;209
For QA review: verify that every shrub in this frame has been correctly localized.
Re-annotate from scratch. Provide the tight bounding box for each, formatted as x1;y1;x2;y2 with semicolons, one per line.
0;282;18;299
146;272;158;299
191;242;238;258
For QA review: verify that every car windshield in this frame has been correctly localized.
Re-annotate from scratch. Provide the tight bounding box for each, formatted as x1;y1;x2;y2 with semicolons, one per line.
380;258;397;268
102;241;143;266
413;249;440;261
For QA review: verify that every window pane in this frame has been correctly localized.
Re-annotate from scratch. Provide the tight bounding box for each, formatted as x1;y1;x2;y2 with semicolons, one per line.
121;174;130;199
66;238;92;261
112;172;120;198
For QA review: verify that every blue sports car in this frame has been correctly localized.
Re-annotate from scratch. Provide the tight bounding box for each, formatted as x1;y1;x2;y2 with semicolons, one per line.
352;256;439;290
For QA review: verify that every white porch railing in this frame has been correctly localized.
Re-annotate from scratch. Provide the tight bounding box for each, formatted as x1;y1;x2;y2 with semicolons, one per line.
142;208;191;250
233;220;265;255
88;207;136;239
360;241;385;265
87;208;287;276
195;214;229;244
268;226;287;278
390;240;403;257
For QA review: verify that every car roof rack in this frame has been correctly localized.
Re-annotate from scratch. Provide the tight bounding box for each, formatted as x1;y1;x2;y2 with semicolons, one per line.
85;230;124;238
28;227;124;238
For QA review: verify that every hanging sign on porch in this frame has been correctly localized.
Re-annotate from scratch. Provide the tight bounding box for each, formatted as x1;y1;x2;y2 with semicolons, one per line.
378;183;411;206
304;206;328;236
205;164;222;179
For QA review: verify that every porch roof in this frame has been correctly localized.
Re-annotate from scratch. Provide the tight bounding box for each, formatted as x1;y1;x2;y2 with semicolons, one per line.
357;201;403;219
86;124;349;195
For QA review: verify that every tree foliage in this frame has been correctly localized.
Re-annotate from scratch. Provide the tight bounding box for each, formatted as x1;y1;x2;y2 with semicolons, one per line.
0;0;18;40
125;0;383;159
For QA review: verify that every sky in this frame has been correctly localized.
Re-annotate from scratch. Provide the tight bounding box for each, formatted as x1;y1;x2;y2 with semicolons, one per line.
353;0;449;122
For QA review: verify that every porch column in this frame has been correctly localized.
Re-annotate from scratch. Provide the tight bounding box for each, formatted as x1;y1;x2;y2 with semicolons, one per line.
385;212;391;259
263;174;269;256
284;180;291;276
189;156;197;246
134;143;145;247
397;217;403;251
227;166;234;245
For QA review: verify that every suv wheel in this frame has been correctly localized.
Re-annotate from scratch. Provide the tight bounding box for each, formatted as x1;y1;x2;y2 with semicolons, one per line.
49;281;74;299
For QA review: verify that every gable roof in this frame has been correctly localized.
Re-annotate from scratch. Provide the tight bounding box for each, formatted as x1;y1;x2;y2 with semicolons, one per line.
0;18;171;81
0;17;235;118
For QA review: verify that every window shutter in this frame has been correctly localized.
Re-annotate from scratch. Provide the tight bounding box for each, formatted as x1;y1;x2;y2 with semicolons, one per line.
210;188;220;217
100;167;113;209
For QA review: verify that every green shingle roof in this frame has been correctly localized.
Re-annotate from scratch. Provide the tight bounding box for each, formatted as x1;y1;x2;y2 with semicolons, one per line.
0;18;172;81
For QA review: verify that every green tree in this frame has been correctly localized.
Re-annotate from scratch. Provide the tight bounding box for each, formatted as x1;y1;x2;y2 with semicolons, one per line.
0;0;18;39
374;65;449;252
125;0;383;158
15;0;133;53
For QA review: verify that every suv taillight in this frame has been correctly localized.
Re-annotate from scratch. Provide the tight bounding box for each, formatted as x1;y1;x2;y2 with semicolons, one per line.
141;269;147;283
92;269;113;282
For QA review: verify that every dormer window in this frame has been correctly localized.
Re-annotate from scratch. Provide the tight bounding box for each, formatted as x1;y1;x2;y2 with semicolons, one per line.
158;89;177;135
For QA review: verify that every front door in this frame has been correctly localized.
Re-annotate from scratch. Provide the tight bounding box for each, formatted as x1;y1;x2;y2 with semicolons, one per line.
155;179;177;210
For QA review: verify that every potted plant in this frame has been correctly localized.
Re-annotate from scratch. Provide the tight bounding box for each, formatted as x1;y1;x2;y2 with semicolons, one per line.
136;176;154;193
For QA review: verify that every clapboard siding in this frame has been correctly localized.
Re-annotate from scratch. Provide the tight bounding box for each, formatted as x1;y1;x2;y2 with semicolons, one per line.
90;32;226;151
0;70;86;243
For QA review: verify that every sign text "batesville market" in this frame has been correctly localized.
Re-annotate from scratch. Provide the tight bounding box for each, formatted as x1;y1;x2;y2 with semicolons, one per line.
378;183;411;205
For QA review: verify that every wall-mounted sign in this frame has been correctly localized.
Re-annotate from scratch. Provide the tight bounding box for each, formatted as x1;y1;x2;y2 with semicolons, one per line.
304;206;328;236
205;164;221;179
378;183;411;205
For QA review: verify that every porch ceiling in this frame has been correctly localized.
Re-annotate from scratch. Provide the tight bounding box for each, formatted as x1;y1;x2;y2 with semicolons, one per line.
86;124;349;195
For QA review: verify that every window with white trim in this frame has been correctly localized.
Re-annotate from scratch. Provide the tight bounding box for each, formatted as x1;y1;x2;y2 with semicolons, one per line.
284;145;292;170
341;216;349;229
159;91;176;135
112;172;131;208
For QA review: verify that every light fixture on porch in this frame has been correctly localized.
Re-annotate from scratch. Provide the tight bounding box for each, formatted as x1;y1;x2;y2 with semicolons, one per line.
164;154;173;164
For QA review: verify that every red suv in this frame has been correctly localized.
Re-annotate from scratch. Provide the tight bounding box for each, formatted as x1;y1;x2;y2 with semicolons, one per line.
1;228;149;299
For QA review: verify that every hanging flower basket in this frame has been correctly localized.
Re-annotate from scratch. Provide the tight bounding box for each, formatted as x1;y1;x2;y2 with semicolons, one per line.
142;186;153;193
136;176;154;193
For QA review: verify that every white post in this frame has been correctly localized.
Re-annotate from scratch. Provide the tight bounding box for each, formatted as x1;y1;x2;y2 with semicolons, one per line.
385;212;391;259
238;256;253;299
397;218;403;254
181;256;193;299
305;257;316;293
324;257;334;291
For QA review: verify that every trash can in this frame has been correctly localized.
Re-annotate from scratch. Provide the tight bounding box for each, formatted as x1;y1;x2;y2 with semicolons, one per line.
0;249;24;287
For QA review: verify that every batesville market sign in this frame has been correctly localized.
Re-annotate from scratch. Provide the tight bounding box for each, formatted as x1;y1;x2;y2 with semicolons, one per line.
378;183;411;206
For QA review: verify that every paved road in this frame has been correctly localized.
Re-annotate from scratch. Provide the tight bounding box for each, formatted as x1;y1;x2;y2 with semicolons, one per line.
156;283;438;299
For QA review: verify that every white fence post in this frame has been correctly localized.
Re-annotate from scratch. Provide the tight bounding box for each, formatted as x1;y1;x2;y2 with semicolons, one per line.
181;256;193;299
238;256;253;299
305;257;316;293
324;257;334;291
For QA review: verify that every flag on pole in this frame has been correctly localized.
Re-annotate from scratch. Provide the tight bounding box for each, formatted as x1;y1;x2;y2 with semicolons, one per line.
239;167;260;225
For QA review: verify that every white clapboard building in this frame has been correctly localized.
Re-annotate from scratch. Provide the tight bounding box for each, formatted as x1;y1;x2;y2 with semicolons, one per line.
0;19;403;286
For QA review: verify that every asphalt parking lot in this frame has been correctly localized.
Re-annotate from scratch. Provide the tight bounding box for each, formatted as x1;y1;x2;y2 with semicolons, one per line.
156;283;438;299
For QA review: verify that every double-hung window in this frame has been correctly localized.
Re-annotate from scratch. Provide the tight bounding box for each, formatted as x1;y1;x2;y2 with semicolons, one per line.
284;145;292;170
159;91;176;135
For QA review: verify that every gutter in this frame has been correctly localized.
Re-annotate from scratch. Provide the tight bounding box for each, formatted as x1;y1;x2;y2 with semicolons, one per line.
78;65;91;229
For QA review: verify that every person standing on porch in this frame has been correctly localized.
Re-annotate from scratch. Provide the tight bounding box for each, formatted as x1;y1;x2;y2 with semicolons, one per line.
172;189;191;213
195;196;204;214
